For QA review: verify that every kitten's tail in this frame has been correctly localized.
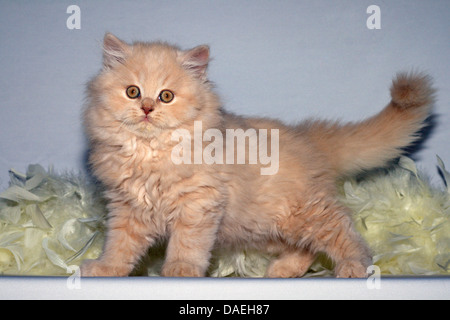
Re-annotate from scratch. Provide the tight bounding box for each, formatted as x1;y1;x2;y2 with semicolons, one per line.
305;72;435;177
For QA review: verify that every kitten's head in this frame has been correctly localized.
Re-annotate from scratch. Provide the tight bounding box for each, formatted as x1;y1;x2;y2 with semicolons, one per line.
86;33;220;139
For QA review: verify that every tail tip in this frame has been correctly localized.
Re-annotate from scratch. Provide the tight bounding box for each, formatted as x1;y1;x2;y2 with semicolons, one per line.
390;72;435;110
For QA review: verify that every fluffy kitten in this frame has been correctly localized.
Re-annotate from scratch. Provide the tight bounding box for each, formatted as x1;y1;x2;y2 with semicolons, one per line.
81;33;434;278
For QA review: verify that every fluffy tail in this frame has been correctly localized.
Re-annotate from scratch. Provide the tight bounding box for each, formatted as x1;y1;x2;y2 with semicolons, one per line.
305;72;435;177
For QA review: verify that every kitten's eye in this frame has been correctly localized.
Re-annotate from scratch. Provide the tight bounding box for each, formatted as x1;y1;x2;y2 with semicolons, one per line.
159;90;174;103
126;85;141;99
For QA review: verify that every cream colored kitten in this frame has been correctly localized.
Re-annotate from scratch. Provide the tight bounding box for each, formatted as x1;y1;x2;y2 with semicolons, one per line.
81;33;434;278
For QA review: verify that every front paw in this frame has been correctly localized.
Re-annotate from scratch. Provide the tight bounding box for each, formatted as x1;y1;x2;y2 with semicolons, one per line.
265;258;309;278
80;259;108;277
161;261;204;277
335;259;369;278
80;259;128;277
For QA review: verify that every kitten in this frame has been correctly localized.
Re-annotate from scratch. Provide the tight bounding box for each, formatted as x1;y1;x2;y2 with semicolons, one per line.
80;33;434;278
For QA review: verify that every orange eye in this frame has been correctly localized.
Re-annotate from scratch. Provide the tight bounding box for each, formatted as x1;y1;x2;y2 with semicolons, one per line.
159;90;174;103
126;85;140;99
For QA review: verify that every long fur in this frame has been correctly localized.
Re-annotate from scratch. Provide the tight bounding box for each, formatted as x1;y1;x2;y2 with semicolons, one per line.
80;33;434;278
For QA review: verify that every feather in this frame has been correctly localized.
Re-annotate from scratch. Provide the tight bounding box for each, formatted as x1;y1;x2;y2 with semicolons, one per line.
0;158;449;277
26;205;52;230
437;155;450;192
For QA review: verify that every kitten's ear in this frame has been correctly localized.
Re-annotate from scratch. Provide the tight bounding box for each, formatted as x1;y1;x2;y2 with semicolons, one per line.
103;33;131;69
178;45;210;80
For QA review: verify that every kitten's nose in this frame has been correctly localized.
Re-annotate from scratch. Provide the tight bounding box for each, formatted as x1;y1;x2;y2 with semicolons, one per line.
141;98;155;115
141;105;154;115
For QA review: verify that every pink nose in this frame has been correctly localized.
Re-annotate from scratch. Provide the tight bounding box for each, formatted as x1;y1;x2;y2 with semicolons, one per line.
141;98;155;115
141;105;154;115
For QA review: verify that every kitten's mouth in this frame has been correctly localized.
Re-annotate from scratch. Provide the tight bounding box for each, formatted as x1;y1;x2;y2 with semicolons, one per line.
126;115;165;133
141;114;155;124
138;115;160;129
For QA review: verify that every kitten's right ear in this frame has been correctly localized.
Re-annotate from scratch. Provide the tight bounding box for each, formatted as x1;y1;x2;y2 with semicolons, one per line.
103;33;131;69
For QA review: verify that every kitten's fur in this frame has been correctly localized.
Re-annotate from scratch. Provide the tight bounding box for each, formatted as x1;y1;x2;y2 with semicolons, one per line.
81;33;434;278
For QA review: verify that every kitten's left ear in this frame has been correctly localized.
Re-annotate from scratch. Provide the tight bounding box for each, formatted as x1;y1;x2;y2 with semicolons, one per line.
178;45;210;80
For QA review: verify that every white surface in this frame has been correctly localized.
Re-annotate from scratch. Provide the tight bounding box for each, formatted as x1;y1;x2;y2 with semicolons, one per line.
0;0;449;189
0;276;449;300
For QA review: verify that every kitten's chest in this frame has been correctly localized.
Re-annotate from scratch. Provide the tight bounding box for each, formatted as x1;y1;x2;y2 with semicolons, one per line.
97;146;173;236
117;138;167;191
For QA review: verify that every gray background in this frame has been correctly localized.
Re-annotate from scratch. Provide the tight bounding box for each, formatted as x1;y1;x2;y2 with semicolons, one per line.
0;0;449;189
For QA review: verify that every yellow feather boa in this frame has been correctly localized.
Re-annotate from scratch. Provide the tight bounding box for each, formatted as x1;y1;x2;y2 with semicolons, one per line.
0;157;449;277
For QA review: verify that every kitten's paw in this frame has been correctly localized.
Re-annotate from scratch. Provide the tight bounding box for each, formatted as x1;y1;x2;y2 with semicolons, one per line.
265;258;310;278
80;259;112;277
335;259;369;278
80;259;129;277
161;261;204;277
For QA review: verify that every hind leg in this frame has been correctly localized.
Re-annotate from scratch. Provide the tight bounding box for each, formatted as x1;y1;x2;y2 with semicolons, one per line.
265;247;316;278
279;199;372;278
